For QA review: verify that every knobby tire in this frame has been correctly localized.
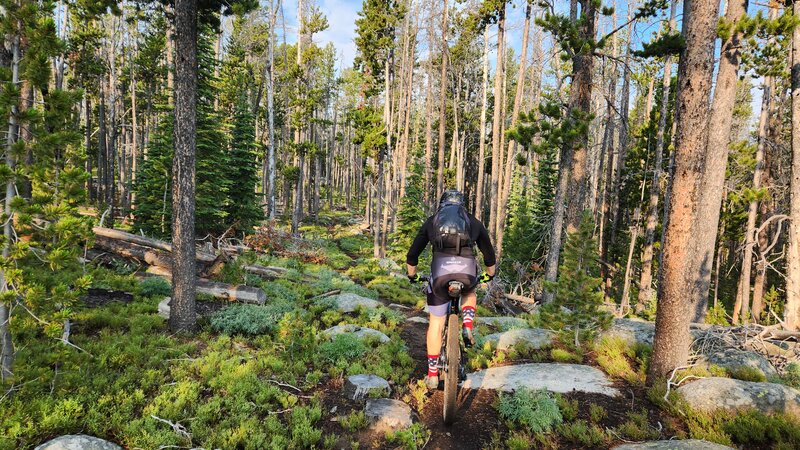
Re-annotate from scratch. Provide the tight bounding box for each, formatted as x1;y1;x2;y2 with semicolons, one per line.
443;313;460;425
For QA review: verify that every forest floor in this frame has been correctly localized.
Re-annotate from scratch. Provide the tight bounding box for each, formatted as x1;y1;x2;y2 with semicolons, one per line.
4;212;800;449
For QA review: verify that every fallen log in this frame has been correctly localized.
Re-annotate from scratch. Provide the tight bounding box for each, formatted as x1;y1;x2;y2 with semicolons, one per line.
93;227;217;263
142;268;266;305
94;235;224;277
197;281;266;305
243;264;285;279
504;293;537;305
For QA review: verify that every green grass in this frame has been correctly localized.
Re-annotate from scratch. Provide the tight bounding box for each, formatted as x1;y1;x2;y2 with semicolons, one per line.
2;263;416;450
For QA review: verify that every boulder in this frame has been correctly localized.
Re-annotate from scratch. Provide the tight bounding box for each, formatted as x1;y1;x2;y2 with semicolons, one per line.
323;324;390;343
602;318;656;346
35;435;122;450
613;440;734;450
158;297;171;319
677;377;800;418
326;293;382;313
483;328;553;351
478;316;529;330
699;348;777;378
343;374;391;401
364;398;413;432
462;363;620;396
377;258;402;272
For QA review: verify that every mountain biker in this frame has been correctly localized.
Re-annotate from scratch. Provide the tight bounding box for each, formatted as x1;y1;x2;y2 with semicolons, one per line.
406;189;496;390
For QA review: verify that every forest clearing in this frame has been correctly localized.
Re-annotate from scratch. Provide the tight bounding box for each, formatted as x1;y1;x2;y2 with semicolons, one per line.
3;0;800;448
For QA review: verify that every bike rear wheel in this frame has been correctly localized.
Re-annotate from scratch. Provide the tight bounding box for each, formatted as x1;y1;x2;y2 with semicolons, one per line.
442;313;460;425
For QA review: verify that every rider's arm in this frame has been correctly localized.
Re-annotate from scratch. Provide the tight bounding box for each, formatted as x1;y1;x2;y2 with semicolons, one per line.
406;217;432;268
473;218;497;269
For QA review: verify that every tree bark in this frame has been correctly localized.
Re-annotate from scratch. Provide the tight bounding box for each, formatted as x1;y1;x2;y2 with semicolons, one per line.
474;27;490;219
488;4;506;241
734;74;771;324
496;0;532;255
266;0;279;219
688;0;749;322
0;31;20;380
436;0;449;199
649;0;721;382
169;0;198;333
637;1;678;313
785;0;800;330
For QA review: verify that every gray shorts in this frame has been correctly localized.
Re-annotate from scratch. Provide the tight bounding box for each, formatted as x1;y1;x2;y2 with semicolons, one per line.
427;253;478;312
428;302;451;317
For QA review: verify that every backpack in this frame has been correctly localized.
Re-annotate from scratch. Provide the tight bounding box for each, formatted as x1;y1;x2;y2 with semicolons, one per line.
432;204;472;254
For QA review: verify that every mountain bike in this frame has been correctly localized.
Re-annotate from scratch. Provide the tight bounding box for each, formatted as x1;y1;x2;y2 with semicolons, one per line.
421;276;468;425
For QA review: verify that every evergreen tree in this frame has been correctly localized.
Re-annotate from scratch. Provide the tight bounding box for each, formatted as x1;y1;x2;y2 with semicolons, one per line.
541;213;612;347
390;152;426;257
225;92;262;231
133;26;230;238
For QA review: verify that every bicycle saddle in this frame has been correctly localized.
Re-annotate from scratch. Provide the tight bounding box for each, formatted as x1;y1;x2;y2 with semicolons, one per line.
447;281;463;298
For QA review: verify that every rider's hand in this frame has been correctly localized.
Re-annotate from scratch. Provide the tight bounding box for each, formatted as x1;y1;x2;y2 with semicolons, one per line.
478;271;494;284
408;273;422;283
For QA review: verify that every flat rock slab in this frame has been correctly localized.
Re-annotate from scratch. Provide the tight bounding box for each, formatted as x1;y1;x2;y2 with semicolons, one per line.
35;435;122;450
463;363;620;397
406;316;428;324
344;374;391;401
326;293;382;313
678;377;800;418
483;328;553;351
478;316;529;330
699;348;777;378
364;398;413;432
614;440;735;450
323;325;390;343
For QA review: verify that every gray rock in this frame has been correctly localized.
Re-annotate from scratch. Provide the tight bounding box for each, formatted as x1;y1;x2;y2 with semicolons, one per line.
699;348;777;378
462;363;620;396
323;324;390;343
378;258;402;272
483;328;553;351
478;316;529;330
678;377;800;418
613;440;735;450
343;374;391;401
406;316;428;324
327;293;382;313
364;398;413;432
35;435;122;450
158;297;171;319
602;318;656;346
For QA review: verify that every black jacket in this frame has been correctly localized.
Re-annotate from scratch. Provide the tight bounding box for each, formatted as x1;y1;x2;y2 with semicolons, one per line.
405;213;496;267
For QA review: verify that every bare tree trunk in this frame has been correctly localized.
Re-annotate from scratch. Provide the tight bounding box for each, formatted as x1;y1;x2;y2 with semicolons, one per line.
734;74;771;324
266;0;279;219
474;27;490;219
169;0;198;333
496;0;532;255
424;51;433;207
436;0;449;199
637;1;677;313
0;32;20;380
292;0;304;235
649;0;721;382
785;0;800;330
688;0;749;322
609;15;633;245
489;4;506;240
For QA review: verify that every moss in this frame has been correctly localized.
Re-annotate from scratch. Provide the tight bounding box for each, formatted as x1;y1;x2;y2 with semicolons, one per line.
727;366;767;382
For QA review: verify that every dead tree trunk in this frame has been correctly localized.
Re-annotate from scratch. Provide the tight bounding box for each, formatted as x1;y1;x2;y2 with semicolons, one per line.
785;0;800;330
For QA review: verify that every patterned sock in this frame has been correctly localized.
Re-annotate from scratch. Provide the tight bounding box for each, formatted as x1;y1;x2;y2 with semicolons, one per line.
427;354;440;377
462;306;476;330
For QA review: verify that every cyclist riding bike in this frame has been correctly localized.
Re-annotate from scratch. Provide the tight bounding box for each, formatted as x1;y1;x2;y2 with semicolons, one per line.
406;189;496;390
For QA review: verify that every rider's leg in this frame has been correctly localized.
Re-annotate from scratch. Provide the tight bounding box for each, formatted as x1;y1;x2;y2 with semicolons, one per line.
426;313;446;362
461;291;477;346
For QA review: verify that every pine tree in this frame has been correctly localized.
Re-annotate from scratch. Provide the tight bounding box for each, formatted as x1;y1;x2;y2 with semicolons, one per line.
390;152;426;257
225;92;262;231
133;113;173;237
541;213;612;347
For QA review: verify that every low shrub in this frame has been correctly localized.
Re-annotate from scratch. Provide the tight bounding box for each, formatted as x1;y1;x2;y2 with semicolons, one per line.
589;403;608;424
555;395;578;422
550;348;582;363
614;409;660;441
210;302;293;336
497;388;563;434
138;277;171;298
558;420;609;447
593;335;651;385
319;334;368;366
782;362;800;388
727;366;767;382
385;423;431;450
339;411;367;432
